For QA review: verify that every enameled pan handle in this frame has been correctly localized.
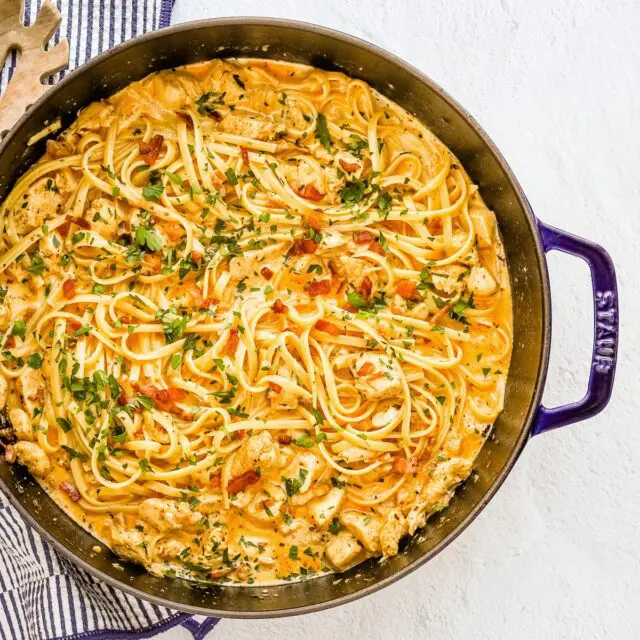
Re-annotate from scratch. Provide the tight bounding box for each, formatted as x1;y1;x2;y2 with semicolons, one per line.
531;221;619;435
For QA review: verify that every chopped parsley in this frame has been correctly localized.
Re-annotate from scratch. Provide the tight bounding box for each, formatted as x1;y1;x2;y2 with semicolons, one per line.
27;353;43;369
134;224;163;252
315;113;331;151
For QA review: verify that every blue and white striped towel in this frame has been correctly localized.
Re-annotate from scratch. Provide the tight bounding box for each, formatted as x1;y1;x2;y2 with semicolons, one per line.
0;1;219;638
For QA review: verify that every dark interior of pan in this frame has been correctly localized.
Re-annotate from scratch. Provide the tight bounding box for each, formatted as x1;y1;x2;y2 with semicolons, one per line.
0;19;549;616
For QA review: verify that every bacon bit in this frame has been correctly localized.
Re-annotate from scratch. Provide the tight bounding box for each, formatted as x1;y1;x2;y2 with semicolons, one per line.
4;336;15;348
209;568;232;580
268;382;282;393
358;276;372;300
396;279;417;300
209;474;221;489
392;456;419;475
301;239;318;254
226;327;240;354
74;217;91;230
228;469;260;494
157;387;187;408
277;433;293;445
290;238;318;255
209;110;222;122
62;279;76;299
60;480;81;502
119;316;131;324
191;250;202;263
369;241;385;256
339;159;360;173
187;285;207;309
353;230;374;244
137;384;187;409
4;445;16;464
117;391;129;406
260;266;274;280
295;183;324;202
272;299;288;314
241;148;250;164
315;319;341;336
57;219;70;237
143;253;162;274
358;362;375;377
307;211;325;231
179;114;194;130
67;319;81;332
306;279;331;297
138;135;164;165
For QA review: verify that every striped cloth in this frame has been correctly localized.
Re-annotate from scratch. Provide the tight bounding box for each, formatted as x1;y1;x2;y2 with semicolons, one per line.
0;2;219;638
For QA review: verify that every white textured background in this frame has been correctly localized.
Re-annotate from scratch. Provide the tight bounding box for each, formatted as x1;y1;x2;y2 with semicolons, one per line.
161;1;640;638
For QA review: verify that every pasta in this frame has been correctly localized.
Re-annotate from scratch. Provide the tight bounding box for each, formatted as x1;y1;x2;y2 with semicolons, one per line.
0;58;512;584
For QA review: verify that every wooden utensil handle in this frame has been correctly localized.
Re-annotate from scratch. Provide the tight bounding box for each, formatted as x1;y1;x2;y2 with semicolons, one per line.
0;0;69;136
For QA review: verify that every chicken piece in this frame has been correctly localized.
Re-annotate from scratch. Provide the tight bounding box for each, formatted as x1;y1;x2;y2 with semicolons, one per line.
351;353;403;401
151;71;202;109
286;452;322;496
317;229;348;255
245;486;287;523
430;264;468;295
220;112;276;141
339;510;384;553
291;482;330;507
138;498;201;532
155;537;187;560
228;249;280;286
406;457;472;533
55;168;80;198
229;431;277;478
0;373;6;410
110;519;148;564
201;60;249;105
269;366;300;411
13;176;64;235
13;441;50;478
330;255;367;285
17;369;46;415
470;208;496;248
308;487;344;528
331;443;376;464
85;198;119;240
380;508;407;557
325;531;363;570
75;101;115;132
466;266;498;296
9;408;33;441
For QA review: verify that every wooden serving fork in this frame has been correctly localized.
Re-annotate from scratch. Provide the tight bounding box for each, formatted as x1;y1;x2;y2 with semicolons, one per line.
0;0;69;135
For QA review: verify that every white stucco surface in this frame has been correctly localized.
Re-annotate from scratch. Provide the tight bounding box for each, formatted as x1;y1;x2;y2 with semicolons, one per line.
160;1;639;638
